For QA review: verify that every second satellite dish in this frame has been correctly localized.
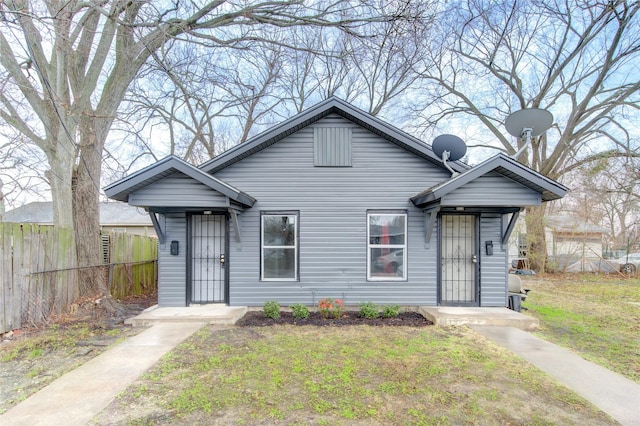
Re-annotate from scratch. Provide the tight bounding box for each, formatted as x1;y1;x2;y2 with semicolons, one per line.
505;108;553;159
505;108;553;139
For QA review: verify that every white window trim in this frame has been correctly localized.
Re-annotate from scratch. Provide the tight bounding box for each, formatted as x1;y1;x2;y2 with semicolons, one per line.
367;212;407;281
261;212;298;281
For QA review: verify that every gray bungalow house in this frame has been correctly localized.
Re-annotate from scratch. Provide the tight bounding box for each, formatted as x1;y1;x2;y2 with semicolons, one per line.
105;98;567;308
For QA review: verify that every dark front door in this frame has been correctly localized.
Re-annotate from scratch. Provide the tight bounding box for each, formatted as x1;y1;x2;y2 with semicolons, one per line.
190;214;227;304
439;214;479;306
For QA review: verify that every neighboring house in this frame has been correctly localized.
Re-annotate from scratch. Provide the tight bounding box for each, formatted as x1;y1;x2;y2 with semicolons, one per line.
545;215;611;272
2;201;155;236
105;98;567;308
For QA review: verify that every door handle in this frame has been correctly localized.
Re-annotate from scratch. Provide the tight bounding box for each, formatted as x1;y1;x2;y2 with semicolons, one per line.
471;255;478;264
220;254;225;266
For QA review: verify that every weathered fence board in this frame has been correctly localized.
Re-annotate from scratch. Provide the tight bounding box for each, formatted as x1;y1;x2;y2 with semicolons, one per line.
107;232;158;299
1;223;158;334
1;223;76;333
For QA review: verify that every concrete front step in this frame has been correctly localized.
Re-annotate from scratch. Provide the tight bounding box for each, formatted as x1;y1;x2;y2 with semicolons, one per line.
419;307;539;331
125;305;248;327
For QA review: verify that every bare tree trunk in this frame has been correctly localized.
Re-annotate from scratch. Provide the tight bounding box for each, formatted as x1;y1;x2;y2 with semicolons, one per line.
0;178;4;221
74;119;124;314
73;139;102;293
525;205;548;273
45;151;80;306
47;153;75;229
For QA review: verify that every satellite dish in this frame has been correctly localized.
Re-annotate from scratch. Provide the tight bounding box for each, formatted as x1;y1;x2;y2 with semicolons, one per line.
505;108;553;138
432;134;467;177
433;134;467;161
505;108;553;159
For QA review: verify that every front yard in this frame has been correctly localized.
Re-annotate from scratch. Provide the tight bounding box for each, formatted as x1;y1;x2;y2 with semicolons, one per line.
95;274;639;425
3;274;637;424
523;274;640;383
93;325;615;425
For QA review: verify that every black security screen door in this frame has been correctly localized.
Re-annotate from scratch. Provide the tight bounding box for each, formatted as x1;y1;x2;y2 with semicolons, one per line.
190;214;226;304
440;214;478;306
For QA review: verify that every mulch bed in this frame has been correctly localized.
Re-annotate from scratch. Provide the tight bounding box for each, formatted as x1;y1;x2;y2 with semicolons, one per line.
236;310;433;327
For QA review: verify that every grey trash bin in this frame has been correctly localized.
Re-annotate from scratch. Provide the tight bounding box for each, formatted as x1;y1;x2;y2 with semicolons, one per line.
508;294;521;312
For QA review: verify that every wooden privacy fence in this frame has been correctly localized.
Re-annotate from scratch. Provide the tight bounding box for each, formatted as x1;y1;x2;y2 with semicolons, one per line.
103;232;158;299
1;223;158;334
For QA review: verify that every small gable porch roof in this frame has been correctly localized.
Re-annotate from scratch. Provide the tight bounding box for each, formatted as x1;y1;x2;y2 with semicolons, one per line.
104;155;256;209
411;153;568;209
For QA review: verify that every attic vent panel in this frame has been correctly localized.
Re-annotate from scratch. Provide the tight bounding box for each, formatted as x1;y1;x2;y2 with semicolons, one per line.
314;127;352;167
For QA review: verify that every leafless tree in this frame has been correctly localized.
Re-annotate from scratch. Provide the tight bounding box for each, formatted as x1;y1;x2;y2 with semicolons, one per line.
0;132;49;211
222;43;287;144
414;0;640;270
276;29;325;114
115;42;238;167
115;0;441;169
116;37;291;172
560;154;640;252
348;0;436;117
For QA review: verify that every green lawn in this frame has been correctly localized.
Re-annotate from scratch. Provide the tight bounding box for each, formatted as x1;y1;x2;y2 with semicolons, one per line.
523;274;640;383
96;325;615;425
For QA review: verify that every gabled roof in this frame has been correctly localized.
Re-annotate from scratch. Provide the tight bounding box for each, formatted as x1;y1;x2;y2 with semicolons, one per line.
199;96;469;174
104;155;256;207
2;201;152;225
411;153;569;207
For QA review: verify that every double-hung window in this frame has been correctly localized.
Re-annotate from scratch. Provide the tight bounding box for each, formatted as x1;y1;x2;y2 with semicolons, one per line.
261;212;298;281
367;211;407;280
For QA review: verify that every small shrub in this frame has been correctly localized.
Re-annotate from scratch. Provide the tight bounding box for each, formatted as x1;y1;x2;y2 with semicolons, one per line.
382;304;401;318
290;304;310;319
359;302;379;319
318;298;345;319
332;299;345;319
318;298;332;318
263;300;281;319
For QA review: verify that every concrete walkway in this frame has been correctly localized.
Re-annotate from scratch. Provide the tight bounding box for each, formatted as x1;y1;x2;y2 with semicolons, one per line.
0;322;206;426
473;325;640;426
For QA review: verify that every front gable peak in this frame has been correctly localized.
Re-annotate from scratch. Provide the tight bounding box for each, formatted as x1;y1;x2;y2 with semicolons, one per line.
198;97;468;175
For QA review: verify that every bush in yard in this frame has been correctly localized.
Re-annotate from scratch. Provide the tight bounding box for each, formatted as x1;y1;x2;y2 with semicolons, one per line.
318;298;345;319
359;302;379;319
318;298;332;318
290;304;310;319
332;298;344;319
382;304;400;318
263;301;281;319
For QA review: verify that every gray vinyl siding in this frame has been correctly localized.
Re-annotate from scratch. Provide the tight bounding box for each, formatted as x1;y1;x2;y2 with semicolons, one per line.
129;172;229;208
479;212;508;306
157;213;187;306
442;173;541;207
314;127;352;166
217;113;448;306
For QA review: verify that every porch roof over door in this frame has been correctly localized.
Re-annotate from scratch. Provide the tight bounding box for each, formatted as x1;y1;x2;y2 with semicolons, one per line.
104;155;256;210
410;153;569;209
